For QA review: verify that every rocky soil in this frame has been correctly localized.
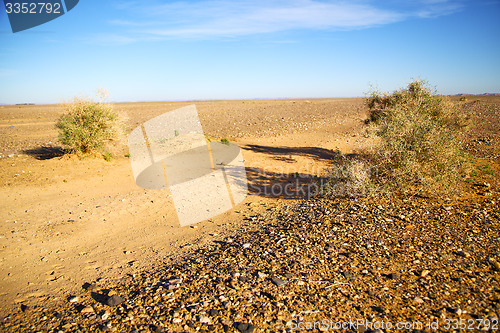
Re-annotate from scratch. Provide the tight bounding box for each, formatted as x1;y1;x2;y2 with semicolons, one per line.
2;189;499;333
1;97;499;332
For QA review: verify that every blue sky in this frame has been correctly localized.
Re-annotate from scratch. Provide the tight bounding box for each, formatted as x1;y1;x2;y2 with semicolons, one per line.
0;0;499;104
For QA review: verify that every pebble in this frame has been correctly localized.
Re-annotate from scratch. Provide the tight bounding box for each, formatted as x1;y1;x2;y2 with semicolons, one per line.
236;322;255;333
199;316;212;324
489;258;500;271
80;306;94;314
271;278;287;287
343;271;356;281
413;297;425;304
106;295;124;307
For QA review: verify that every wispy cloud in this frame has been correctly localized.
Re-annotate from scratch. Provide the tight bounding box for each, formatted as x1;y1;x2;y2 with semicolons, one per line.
104;0;464;42
415;0;464;18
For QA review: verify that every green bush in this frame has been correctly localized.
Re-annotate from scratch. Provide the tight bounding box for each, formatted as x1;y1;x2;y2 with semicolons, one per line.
56;94;124;157
366;80;471;195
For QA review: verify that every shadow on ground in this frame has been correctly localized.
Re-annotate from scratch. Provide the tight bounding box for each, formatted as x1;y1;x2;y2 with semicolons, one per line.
241;145;373;199
23;146;67;160
241;145;352;199
242;144;342;163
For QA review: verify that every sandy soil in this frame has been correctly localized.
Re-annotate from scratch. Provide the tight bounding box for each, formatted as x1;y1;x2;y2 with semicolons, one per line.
0;98;375;313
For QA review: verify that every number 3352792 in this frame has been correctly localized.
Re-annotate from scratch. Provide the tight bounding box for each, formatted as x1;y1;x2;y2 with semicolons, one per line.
443;318;498;330
5;2;62;14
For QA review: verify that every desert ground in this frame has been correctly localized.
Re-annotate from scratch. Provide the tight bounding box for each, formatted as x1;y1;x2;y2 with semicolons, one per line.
0;97;499;332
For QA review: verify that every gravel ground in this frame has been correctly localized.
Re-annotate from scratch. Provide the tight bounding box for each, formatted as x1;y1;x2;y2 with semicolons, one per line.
2;192;499;332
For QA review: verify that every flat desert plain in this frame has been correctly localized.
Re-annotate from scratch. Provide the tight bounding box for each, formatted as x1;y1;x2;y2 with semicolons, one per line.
0;97;499;332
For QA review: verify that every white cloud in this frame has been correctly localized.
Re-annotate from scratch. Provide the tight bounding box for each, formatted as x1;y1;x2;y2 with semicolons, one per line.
106;0;464;40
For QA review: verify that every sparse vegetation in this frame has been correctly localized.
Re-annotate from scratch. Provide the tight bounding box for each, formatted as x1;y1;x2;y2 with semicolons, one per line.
103;152;113;162
478;164;494;176
365;80;471;195
460;96;468;101
56;90;125;159
325;80;472;197
221;138;230;145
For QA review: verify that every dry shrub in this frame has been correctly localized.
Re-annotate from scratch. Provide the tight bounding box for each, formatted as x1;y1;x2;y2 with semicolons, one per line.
321;156;376;197
366;80;471;195
56;91;126;159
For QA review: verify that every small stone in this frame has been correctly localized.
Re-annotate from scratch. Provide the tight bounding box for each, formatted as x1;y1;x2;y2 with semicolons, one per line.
236;322;255;333
488;258;500;271
242;243;251;248
80;306;94;314
413;297;424;304
102;312;110;320
257;272;267;279
343;271;356;281
82;282;97;292
221;318;232;326
68;296;79;303
172;318;182;324
421;270;430;277
456;250;470;258
106;295;124;307
169;278;182;285
199;316;212;324
271;278;287;287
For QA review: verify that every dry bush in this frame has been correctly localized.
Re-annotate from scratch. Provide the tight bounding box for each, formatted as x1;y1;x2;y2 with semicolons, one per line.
56;92;125;159
320;155;377;198
366;80;471;195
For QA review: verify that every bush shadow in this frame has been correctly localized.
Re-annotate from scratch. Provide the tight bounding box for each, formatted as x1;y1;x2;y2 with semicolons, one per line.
23;146;67;160
240;144;373;199
242;144;343;162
